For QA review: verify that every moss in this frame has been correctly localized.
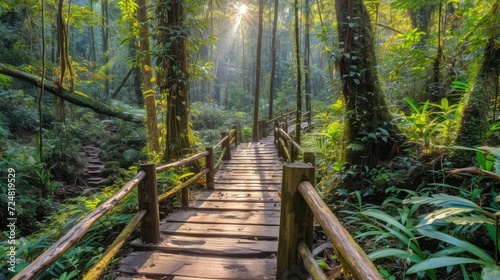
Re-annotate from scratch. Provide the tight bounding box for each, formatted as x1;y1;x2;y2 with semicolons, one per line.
103;161;122;177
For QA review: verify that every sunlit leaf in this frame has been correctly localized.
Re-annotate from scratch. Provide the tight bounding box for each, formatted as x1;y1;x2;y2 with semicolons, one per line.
482;264;500;280
406;257;485;274
403;194;480;211
417;228;495;264
368;248;422;264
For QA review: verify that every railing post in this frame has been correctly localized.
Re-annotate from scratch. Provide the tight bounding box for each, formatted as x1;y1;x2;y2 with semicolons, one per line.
274;121;279;145
303;152;315;167
277;163;315;279
221;131;231;160
206;147;215;190
181;184;190;209
261;119;268;138
138;164;161;244
232;125;238;146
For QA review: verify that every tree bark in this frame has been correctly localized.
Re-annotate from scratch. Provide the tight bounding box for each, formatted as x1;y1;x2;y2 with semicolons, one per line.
304;0;311;128
294;0;302;145
269;0;279;120
0;63;143;123
335;0;405;167
159;0;194;161
453;37;500;166
252;0;264;142
137;0;161;153
101;0;110;97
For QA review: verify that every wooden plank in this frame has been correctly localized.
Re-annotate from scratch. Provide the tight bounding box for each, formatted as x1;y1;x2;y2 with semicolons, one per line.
222;160;280;164
118;252;276;279
219;166;282;171
213;184;280;192
161;222;279;239
116;277;221;280
195;191;280;202
214;179;281;185
215;174;281;181
130;235;277;256
166;210;280;225
189;201;281;211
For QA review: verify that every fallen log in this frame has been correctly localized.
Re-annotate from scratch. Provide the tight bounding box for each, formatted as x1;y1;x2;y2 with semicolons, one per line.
0;63;143;124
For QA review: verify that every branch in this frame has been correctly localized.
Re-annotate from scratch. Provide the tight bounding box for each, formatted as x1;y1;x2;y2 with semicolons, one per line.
446;166;500;181
111;67;134;99
376;23;404;34
0;63;144;124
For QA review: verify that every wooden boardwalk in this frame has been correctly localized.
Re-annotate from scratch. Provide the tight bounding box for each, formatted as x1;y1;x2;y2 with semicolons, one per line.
117;136;282;279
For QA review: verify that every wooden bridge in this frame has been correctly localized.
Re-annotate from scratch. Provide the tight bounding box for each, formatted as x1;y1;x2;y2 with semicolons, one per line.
117;136;281;279
13;113;382;280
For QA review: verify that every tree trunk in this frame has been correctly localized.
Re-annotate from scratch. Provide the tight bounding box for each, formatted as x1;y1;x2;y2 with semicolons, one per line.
304;0;311;129
0;63;143;123
335;0;405;167
429;2;444;103
137;0;160;154
269;0;279;120
294;0;302;145
159;0;194;161
453;37;500;166
252;0;264;142
101;0;110;98
409;4;435;45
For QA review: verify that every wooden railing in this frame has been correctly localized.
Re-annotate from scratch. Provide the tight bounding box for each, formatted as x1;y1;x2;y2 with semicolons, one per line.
12;126;238;280
276;156;382;280
273;111;311;162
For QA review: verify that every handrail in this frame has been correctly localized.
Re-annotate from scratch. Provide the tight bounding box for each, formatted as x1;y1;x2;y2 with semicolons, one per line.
277;128;305;153
12;171;147;280
274;121;307;162
298;181;382;279
276;161;382;280
13;125;239;280
83;209;147;279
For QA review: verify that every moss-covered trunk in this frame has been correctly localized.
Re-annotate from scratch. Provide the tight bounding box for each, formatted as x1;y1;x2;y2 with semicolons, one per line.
453;37;500;166
335;0;405;168
158;0;194;161
0;63;143;123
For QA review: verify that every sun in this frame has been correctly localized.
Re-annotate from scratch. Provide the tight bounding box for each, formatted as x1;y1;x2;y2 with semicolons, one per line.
237;3;248;16
234;3;248;25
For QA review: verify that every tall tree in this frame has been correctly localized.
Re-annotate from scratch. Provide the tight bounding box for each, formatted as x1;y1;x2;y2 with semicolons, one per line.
453;6;500;166
137;0;160;154
101;0;110;97
335;0;405;167
294;0;302;145
158;0;194;160
304;0;311;128
268;0;279;120
253;0;264;142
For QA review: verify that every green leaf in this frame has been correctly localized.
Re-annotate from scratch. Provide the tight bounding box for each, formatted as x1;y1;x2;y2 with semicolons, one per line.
406;257;485;274
362;209;416;239
440;98;449;111
404;98;420;114
482;264;500;280
368;248;422;263
316;259;328;269
403;194;481;211
417;228;495;264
